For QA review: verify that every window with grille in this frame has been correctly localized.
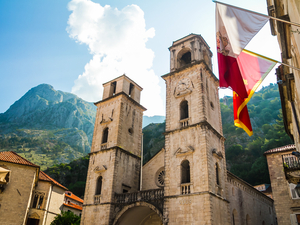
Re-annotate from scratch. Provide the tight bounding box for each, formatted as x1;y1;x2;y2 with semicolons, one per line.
32;191;45;209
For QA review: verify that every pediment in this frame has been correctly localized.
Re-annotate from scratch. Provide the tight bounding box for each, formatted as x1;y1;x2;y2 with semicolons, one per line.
175;146;194;157
94;165;107;173
212;149;223;159
29;212;40;219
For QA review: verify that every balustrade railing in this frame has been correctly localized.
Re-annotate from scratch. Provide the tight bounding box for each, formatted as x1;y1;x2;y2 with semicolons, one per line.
282;154;300;170
101;143;107;150
115;189;164;204
180;118;189;128
181;183;191;195
94;195;101;204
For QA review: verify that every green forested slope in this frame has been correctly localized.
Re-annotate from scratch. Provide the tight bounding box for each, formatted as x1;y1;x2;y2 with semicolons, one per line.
221;84;292;185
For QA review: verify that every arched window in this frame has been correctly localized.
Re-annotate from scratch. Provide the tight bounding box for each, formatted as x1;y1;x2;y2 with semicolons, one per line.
246;214;250;225
181;160;190;184
216;163;220;185
177;48;192;69
102;128;108;144
95;176;102;195
180;100;189;120
232;209;238;225
180;51;191;66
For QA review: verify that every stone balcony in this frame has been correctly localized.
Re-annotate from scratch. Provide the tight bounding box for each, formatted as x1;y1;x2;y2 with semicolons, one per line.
282;154;300;183
94;195;101;204
114;189;164;212
181;183;191;194
101;143;107;150
180;118;189;128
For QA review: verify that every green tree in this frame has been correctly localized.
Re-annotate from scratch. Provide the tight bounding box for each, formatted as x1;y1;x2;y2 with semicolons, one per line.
50;211;80;225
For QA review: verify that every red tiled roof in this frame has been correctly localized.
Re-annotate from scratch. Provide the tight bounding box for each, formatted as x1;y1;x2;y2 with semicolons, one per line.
63;202;82;211
65;191;84;203
0;151;39;167
264;144;296;155
39;171;68;190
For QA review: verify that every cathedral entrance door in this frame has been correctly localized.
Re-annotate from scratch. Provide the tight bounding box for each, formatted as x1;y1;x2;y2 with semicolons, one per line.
113;203;163;225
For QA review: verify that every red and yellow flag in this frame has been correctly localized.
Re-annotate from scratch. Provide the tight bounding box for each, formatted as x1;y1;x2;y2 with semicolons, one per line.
233;50;277;136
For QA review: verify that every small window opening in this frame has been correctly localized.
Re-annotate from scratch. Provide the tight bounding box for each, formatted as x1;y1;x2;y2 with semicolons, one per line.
128;128;133;134
95;176;102;195
210;102;214;110
102;128;108;144
180;100;189;120
129;83;134;97
181;160;190;184
37;196;43;209
216;163;220;185
111;81;117;96
232;213;235;225
32;195;39;208
180;52;191;66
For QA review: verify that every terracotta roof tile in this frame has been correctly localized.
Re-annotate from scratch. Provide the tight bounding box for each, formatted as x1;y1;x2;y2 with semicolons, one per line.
0;151;39;167
65;191;84;203
264;144;296;155
39;171;68;190
63;202;83;211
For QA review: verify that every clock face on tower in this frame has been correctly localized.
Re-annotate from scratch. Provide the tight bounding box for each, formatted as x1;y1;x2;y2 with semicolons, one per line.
175;78;192;97
177;78;191;91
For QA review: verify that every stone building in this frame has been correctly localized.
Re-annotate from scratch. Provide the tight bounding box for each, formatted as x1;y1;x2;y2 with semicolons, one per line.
81;34;276;225
265;144;300;225
0;151;67;225
264;1;300;224
266;0;300;150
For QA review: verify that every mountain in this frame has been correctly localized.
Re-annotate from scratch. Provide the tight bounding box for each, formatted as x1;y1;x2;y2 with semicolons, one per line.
0;84;97;170
0;84;166;170
142;116;165;128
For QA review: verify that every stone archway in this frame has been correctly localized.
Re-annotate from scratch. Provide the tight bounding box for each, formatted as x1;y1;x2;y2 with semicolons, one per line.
113;202;163;225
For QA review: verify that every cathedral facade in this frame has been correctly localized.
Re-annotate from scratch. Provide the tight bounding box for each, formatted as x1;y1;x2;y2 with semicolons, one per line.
81;34;276;225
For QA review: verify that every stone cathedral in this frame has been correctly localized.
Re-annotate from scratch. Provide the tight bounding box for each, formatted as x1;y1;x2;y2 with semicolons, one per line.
81;34;276;225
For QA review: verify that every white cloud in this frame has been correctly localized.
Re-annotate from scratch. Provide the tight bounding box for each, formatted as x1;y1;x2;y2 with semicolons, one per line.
67;0;163;116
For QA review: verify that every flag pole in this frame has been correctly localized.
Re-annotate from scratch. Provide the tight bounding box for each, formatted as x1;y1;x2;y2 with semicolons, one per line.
213;1;300;28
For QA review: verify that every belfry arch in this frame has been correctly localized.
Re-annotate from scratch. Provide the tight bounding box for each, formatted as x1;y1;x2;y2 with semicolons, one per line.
113;202;163;225
177;48;192;68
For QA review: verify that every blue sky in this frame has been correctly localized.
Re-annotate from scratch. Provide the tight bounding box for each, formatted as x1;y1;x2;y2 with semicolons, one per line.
0;0;280;116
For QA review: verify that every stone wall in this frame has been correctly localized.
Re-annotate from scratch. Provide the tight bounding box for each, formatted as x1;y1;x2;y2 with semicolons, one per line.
227;172;276;225
142;149;164;190
0;162;37;225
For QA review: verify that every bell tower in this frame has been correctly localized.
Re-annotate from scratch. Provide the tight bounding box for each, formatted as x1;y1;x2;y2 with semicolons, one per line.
162;34;230;224
81;75;146;225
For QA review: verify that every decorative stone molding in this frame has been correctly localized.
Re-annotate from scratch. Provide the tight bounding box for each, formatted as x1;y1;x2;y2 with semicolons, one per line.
175;146;194;157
